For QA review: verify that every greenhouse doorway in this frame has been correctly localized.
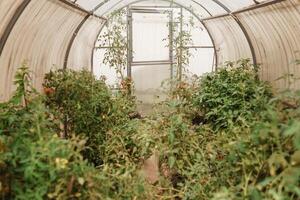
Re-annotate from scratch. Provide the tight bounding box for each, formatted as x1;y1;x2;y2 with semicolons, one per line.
93;4;216;115
128;8;173;106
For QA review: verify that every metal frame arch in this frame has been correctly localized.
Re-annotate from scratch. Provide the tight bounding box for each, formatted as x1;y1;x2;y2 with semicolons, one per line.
91;21;107;73
0;0;31;57
90;0;226;16
90;0;218;71
97;0;213;17
58;0;107;69
63;14;91;69
0;0;106;70
0;0;260;72
211;0;257;65
190;0;213;16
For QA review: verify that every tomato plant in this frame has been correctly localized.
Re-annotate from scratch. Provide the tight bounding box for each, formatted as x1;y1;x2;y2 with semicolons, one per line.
2;61;300;200
192;59;272;130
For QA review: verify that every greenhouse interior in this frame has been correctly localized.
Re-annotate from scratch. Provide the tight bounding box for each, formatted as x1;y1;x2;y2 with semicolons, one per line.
0;0;300;199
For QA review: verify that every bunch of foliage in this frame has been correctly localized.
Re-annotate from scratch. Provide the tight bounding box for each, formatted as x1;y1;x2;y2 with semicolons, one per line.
0;66;105;199
193;59;272;130
167;10;195;81
147;99;239;199
164;74;204;124
213;90;300;200
43;69;114;165
98;119;158;199
147;60;299;199
0;66;158;200
98;8;128;81
2;61;300;200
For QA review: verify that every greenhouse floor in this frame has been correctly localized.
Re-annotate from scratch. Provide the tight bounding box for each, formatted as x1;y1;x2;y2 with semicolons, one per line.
137;102;154;116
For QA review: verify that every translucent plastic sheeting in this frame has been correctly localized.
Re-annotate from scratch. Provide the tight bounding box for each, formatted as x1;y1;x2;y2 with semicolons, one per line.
203;16;253;65
180;9;214;76
75;0;102;11
93;4;214;88
67;16;105;70
97;0;214;18
188;0;226;16
0;0;23;38
237;0;300;90
255;0;274;2
132;12;170;62
0;0;86;101
93;48;126;86
182;10;213;46
217;0;254;11
132;64;170;104
103;0;213;18
75;0;258;18
186;48;215;76
1;0;299;102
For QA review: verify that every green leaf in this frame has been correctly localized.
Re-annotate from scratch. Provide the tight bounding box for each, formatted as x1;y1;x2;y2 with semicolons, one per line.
168;156;176;168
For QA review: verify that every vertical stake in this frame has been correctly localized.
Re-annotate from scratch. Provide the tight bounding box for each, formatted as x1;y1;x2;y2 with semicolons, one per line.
179;7;183;81
169;11;174;80
127;7;133;78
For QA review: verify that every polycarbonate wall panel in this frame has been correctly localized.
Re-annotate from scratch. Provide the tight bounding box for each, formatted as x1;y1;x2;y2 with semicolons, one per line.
0;0;23;38
75;0;101;11
67;16;105;70
0;0;86;101
132;64;170;104
92;0;225;17
132;12;170;62
93;47;127;86
255;0;272;2
75;0;258;17
191;0;226;16
217;0;254;11
186;48;214;76
237;0;300;89
1;0;299;104
204;16;253;65
132;0;212;18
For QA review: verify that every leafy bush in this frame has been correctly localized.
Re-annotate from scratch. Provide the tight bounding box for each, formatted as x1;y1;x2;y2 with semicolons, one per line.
148;100;240;199
0;66;156;200
215;90;300;200
43;69;134;166
193;59;272;130
148;61;299;199
2;61;299;200
0;67;102;199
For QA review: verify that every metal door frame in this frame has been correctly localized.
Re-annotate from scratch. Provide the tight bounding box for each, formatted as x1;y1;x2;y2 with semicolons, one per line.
127;7;174;78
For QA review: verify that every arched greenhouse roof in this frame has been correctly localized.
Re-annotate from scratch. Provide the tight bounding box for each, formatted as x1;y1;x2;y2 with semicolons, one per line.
0;0;299;101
